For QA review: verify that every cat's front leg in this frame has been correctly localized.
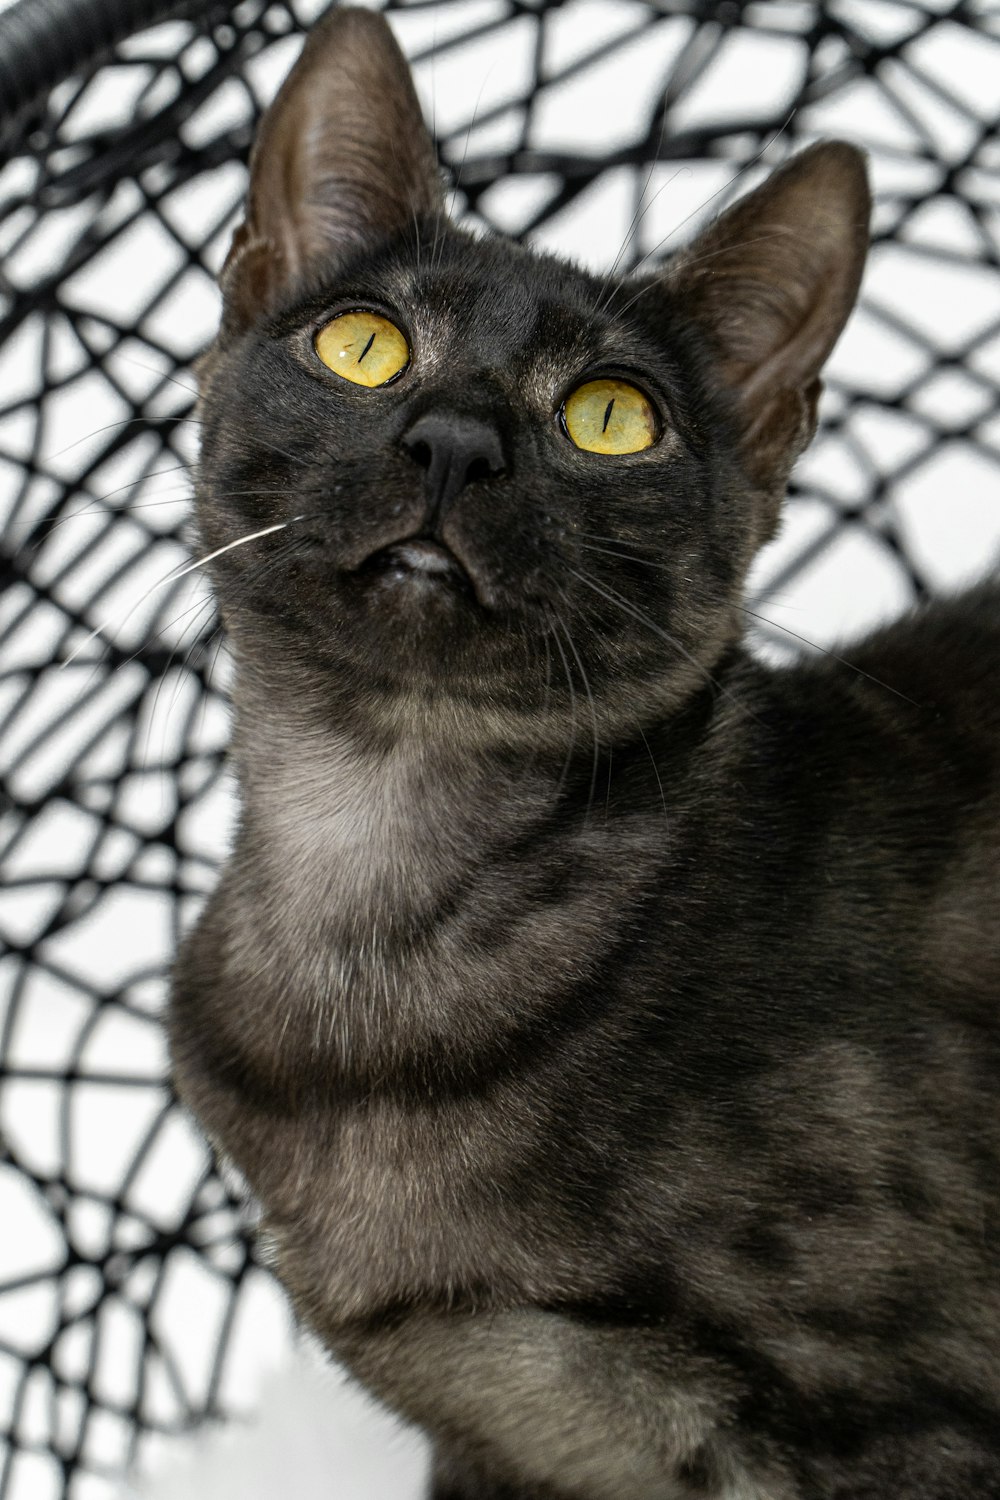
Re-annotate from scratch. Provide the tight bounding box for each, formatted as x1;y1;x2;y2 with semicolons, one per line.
333;1307;788;1500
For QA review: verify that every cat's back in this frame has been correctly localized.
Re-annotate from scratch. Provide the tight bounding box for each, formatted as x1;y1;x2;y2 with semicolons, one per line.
846;580;1000;1007
746;578;1000;853
799;579;1000;904
846;578;1000;734
685;579;1000;1033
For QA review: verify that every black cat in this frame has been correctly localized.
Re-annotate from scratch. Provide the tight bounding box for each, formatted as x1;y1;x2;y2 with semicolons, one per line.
169;7;1000;1496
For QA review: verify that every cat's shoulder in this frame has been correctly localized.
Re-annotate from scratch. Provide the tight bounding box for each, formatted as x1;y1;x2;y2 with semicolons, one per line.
834;576;1000;739
717;579;1000;807
851;575;1000;666
772;577;1000;737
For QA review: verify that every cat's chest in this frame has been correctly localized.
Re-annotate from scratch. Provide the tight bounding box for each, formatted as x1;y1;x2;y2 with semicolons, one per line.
181;734;661;1318
245;735;446;912
224;732;655;1070
227;1089;607;1330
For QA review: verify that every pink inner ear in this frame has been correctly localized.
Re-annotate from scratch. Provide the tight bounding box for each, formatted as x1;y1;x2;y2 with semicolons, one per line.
222;6;444;327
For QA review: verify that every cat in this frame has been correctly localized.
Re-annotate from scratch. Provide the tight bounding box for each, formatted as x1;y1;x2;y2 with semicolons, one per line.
168;6;1000;1497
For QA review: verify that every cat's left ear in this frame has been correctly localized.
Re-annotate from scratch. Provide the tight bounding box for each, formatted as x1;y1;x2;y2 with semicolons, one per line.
220;6;443;333
660;142;870;495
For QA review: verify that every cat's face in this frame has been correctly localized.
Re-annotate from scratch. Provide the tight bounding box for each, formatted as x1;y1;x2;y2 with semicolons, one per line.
197;229;750;741
196;6;869;748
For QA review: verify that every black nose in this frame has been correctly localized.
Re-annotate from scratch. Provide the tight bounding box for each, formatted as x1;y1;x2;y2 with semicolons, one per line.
401;411;506;515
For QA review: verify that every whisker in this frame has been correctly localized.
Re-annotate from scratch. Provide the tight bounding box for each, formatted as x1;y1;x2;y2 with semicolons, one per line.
75;580;218;703
605;108;796;299
578;539;655;567
43;414;199;464
610;228;804;324
130;594;220;749
15;473;195;539
142;535;308;766
554;590;600;816
27;486;331;545
229;429;316;469
408;193;423;276
607;92;677;270
61;519;302;670
578;540;805;617
593;157;688;318
90;354;311;470
638;725;668;819
539;618;554;724
742;609;922;707
428;17;446;275
576;541;918;706
451;62;495;205
117;353;200;401
576;530;646;549
544;606;580;805
566;565;720;696
144;606;221;769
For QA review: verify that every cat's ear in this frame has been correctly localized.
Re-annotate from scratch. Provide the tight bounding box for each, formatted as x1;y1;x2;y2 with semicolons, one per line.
220;6;443;332
663;142;870;492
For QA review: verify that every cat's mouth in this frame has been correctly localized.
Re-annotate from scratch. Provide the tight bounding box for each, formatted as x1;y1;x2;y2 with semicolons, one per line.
358;538;474;599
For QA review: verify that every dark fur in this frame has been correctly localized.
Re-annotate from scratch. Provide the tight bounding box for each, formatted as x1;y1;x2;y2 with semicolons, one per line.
170;9;1000;1496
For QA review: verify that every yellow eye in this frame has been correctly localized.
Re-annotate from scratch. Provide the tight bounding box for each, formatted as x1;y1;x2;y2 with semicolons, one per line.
561;378;658;455
314;310;410;388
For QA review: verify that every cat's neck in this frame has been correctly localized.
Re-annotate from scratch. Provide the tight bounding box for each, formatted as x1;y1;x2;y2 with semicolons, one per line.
202;650;732;1091
229;663;564;925
225;641;738;916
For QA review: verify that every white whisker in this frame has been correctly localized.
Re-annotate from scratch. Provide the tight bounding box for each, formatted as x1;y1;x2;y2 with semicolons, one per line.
554;590;600;816
606;108;796;300
566;564;719;695
42;414;198;464
594;162;689;317
60;519;300;669
118;353;200;401
14;479;194;537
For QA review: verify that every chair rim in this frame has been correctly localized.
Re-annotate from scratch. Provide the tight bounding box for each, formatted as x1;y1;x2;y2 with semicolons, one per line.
0;0;217;129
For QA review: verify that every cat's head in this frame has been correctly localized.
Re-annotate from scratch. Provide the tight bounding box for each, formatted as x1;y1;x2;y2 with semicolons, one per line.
195;5;869;750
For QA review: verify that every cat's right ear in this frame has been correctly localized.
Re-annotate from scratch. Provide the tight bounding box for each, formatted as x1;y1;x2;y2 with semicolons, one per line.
658;142;870;502
220;6;443;333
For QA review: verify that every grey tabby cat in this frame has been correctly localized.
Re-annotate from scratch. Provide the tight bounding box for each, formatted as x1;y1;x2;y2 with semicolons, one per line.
169;6;1000;1497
